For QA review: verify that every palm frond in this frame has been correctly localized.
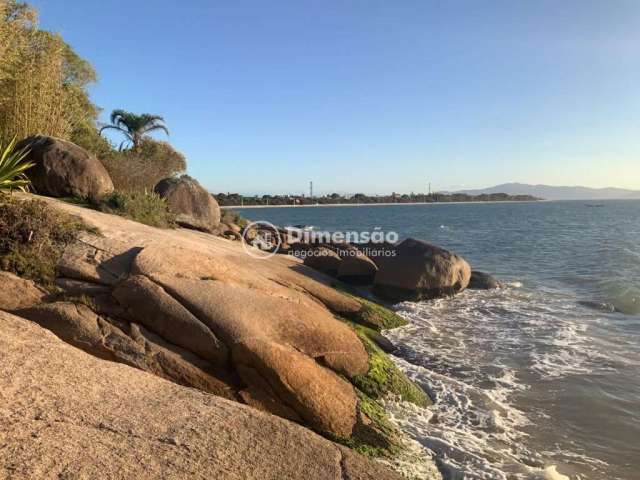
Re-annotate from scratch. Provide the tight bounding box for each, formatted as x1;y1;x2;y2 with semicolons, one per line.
141;124;170;136
101;109;170;148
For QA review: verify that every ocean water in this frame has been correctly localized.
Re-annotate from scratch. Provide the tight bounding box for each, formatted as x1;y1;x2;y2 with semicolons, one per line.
237;200;640;480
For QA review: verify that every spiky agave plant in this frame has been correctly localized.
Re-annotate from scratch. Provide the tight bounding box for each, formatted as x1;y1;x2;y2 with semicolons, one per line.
0;137;34;193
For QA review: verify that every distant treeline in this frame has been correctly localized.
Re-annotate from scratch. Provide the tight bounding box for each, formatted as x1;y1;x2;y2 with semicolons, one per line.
214;192;540;207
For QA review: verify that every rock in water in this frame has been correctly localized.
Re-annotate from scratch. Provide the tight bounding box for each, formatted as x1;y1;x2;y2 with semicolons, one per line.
0;310;403;480
373;238;471;302
154;175;220;232
468;271;501;290
16;135;114;203
577;300;618;313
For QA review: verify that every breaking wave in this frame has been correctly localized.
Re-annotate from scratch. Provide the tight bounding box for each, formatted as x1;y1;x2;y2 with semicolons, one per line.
383;285;620;479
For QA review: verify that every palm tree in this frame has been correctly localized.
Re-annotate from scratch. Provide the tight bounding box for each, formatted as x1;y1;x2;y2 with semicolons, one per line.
100;109;169;150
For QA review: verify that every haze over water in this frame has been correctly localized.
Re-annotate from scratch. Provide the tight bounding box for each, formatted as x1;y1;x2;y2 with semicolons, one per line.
239;200;640;480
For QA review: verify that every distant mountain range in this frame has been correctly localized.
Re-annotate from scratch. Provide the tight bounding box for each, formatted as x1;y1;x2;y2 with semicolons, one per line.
455;183;640;201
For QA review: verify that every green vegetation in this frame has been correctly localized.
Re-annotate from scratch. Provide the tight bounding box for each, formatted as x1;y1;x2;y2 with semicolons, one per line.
330;310;431;457
0;0;99;143
100;109;169;150
98;191;175;229
335;391;403;458
0;197;93;285
1;2;186;197
220;208;249;228
0;137;33;192
351;323;431;408
101;139;186;193
332;284;429;408
332;282;408;330
357;299;408;330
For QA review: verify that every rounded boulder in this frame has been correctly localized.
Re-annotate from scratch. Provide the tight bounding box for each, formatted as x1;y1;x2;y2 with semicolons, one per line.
373;238;471;302
154;175;220;232
16;135;114;203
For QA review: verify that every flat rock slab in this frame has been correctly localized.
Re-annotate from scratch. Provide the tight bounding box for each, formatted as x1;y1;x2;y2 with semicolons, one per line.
0;311;402;480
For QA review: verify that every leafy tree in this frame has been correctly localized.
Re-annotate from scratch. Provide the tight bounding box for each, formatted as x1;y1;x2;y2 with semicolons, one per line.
100;110;169;150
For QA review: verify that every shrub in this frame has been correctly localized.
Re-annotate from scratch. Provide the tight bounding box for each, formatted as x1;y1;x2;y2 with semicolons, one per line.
0;197;92;285
0;136;34;192
101;139;186;193
98;191;175;228
220;208;248;228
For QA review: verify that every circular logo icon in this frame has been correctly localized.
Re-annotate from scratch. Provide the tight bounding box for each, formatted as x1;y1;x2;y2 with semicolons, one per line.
241;220;282;260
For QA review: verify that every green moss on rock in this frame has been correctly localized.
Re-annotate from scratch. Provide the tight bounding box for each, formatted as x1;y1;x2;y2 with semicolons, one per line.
351;323;431;408
332;282;408;331
356;297;407;330
336;392;403;458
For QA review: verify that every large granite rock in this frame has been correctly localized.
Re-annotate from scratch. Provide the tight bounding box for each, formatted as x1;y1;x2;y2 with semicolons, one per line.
15;302;234;399
44;223;371;438
0;271;46;311
16;136;114;203
373;238;471;302
154;175;220;232
133;245;368;438
7;194;430;450
0;310;403;480
233;339;358;438
112;275;228;366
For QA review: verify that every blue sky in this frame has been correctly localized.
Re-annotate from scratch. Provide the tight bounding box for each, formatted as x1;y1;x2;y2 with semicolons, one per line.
34;0;640;195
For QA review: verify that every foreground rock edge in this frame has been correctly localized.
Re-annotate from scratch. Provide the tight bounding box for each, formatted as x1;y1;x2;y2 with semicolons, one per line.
0;310;405;480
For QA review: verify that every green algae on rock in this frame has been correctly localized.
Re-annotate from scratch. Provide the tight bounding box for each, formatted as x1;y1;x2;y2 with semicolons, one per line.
332;282;408;331
351;323;431;408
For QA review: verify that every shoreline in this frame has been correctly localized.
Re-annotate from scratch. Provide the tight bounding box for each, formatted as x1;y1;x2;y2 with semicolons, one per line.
222;199;545;209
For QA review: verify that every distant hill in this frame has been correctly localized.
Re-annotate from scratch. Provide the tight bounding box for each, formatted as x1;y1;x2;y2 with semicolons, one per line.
455;183;640;201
